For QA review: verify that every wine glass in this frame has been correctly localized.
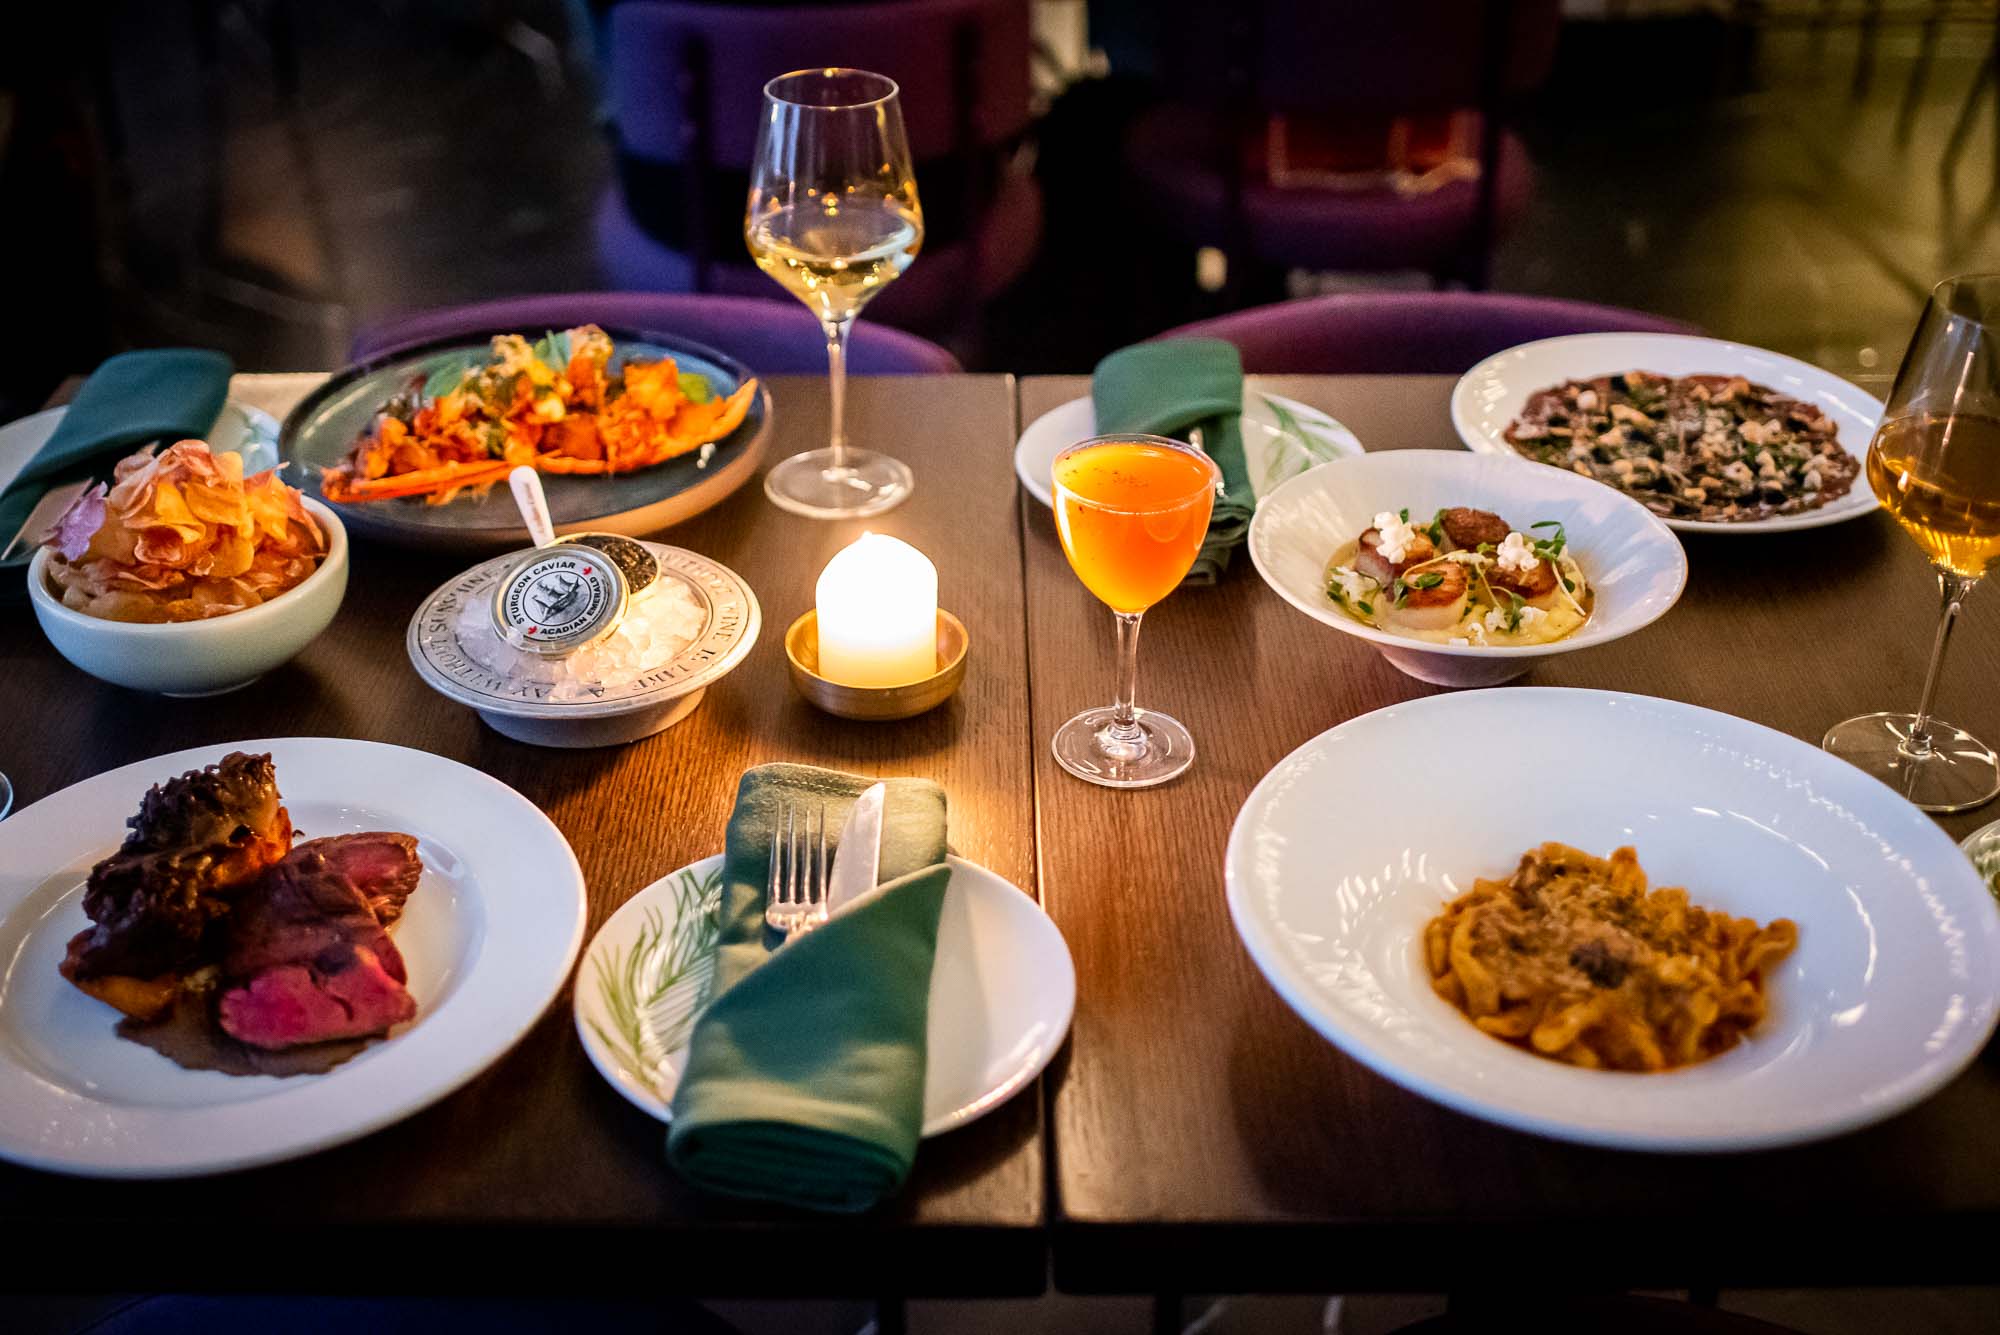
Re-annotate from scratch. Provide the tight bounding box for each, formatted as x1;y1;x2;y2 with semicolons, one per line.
746;68;923;519
1824;272;2000;812
1051;434;1219;788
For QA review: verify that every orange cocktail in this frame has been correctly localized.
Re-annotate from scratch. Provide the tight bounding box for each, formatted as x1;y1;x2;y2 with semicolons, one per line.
1054;438;1217;612
1049;434;1219;789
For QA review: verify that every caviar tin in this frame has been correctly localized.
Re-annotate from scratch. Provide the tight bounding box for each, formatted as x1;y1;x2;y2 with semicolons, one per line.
409;540;760;748
492;543;630;656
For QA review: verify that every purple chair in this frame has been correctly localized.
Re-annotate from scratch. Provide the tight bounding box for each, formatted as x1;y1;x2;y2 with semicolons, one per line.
349;292;962;375
597;0;1041;334
1128;1;1564;290
1161;292;1699;375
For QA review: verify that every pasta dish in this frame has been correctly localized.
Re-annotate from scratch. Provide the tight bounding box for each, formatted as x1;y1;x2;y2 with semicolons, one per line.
1425;843;1796;1071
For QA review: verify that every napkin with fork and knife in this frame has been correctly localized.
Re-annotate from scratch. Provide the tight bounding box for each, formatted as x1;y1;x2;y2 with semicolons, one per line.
665;762;951;1213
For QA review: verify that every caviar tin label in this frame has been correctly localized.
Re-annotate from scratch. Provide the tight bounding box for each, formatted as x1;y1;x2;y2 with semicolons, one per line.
493;545;629;655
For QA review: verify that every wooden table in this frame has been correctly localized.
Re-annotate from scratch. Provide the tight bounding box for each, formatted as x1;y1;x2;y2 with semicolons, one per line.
0;375;1046;1298
1019;375;2000;1296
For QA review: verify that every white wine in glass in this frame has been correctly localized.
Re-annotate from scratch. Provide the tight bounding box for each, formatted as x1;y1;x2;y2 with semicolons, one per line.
746;69;924;519
1825;273;2000;812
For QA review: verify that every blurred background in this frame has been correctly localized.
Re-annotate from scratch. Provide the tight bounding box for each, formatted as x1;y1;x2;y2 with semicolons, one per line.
3;0;1997;416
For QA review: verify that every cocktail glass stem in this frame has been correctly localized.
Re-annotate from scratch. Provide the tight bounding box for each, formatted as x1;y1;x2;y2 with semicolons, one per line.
1101;610;1146;757
823;313;854;470
1906;569;1976;760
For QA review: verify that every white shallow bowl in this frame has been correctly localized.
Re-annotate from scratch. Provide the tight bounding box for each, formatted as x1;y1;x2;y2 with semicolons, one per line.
0;737;586;1177
574;852;1076;1137
1248;450;1687;686
1452;332;1885;534
28;497;349;696
1225;688;2000;1153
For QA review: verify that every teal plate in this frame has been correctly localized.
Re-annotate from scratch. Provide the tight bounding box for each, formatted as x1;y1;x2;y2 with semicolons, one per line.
281;328;771;550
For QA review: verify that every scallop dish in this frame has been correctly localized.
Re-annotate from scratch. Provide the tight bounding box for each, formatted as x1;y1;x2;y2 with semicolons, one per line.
1324;506;1591;647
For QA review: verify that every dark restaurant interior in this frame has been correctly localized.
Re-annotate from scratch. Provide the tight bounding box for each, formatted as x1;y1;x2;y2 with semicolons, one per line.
2;2;1999;1333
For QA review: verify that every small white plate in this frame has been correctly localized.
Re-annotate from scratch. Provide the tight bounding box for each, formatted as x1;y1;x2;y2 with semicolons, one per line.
0;398;282;499
1248;450;1687;687
1452;333;1884;534
1015;384;1363;508
0;738;586;1178
1225;688;2000;1153
575;853;1074;1137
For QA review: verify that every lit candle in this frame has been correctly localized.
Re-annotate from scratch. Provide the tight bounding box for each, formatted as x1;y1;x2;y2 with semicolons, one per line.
815;533;938;688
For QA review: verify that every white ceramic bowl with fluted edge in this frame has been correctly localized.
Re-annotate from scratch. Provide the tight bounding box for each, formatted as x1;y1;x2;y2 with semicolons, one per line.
1247;450;1687;686
27;497;348;696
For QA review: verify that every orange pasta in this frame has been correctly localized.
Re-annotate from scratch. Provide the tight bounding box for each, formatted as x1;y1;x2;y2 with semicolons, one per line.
1425;843;1796;1071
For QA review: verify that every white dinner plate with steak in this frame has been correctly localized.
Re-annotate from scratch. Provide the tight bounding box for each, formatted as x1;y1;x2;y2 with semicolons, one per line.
1452;333;1885;534
0;738;585;1177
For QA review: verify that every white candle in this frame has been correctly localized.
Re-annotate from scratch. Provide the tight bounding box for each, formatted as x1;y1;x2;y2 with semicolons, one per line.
815;533;938;688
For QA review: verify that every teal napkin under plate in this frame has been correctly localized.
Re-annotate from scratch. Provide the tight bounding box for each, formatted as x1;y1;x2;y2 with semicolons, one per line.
0;349;233;565
1092;337;1252;584
666;763;951;1213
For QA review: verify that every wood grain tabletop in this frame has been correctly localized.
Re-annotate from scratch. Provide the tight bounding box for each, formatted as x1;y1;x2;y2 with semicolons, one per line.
1019;374;2000;1296
0;375;1046;1298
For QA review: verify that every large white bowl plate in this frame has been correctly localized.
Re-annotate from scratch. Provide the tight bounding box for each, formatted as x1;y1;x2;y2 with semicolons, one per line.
1225;688;2000;1152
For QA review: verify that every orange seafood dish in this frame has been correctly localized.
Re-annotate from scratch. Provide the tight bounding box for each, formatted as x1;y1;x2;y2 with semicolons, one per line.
320;325;759;506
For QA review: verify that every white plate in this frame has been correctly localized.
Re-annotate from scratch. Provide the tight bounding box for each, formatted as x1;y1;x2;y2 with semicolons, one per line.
575;853;1074;1137
0;398;282;499
1452;333;1885;534
1014;384;1363;508
1224;688;2000;1153
0;738;586;1178
1247;450;1687;687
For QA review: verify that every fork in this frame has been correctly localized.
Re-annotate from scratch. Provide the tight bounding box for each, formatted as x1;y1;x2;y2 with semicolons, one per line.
763;800;831;938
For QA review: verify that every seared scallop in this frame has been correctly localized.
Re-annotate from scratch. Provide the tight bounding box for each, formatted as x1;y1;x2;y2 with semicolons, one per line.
1485;555;1558;603
1354;529;1437;585
1380;562;1470;633
1438;507;1510;551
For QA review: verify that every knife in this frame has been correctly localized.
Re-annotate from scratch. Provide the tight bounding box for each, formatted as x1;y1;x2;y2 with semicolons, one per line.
825;782;885;916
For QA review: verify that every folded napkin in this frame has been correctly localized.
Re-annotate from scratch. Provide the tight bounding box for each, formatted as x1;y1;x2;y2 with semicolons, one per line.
1092;337;1252;584
666;763;951;1213
0;349;233;564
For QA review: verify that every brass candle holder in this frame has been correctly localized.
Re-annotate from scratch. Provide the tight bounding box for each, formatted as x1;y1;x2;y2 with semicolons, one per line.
784;609;969;721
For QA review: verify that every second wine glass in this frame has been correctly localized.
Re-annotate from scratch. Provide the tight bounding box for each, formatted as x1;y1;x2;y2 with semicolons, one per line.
746;68;923;519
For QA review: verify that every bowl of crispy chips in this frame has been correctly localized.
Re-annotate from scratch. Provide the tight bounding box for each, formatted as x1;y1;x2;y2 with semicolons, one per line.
29;442;348;695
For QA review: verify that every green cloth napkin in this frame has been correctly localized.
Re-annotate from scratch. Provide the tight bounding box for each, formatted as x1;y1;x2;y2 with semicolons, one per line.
1092;337;1252;584
666;762;951;1213
0;349;233;565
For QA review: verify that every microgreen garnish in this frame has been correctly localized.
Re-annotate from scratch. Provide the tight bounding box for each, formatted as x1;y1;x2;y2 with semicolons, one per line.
1409;571;1444;590
1399;507;1410;522
1529;520;1567;563
1426;508;1448;545
1356;600;1374;615
1476;541;1495;555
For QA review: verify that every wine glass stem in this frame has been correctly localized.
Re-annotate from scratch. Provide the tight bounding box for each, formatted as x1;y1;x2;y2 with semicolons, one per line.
1109;610;1145;741
823;314;854;470
1908;569;1976;758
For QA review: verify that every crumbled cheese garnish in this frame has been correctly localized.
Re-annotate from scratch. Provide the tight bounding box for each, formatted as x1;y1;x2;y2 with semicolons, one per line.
1575;389;1599;411
1465;621;1487;644
1721;461;1754;487
1371;511;1420;563
1484;603;1547;634
1803;466;1822;491
1519;605;1547;626
1328;565;1378;605
1493;531;1539;574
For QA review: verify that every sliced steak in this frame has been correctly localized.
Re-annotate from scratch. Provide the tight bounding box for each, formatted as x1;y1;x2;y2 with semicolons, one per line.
217;951;415;1050
216;834;423;1050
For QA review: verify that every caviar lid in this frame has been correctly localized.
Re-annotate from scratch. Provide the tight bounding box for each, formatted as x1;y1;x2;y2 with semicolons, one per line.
492;543;629;656
569;531;660;595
